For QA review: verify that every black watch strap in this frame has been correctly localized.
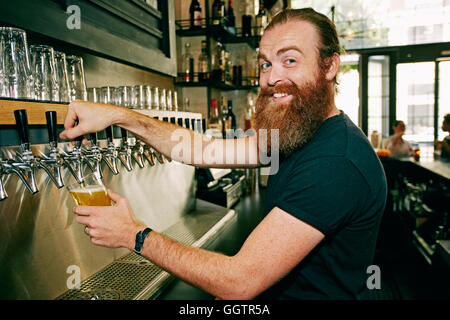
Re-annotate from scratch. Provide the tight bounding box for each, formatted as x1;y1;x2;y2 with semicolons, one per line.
133;227;152;255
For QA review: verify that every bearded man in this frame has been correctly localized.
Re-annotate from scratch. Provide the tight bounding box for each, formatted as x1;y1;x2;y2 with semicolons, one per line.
60;8;387;300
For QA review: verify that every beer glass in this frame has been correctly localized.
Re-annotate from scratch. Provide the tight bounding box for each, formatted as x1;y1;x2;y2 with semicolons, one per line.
67;173;111;206
166;89;173;111
173;91;179;112
66;55;87;101
142;85;152;109
87;87;101;103
160;88;167;111
30;45;59;102
100;86;115;104
0;27;34;99
151;86;159;110
54;51;71;102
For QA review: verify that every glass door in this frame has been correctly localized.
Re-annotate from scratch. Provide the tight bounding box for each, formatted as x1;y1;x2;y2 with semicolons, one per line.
396;62;435;156
438;60;450;141
368;55;390;140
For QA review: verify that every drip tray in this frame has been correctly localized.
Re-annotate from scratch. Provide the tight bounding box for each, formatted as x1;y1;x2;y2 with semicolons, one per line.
56;202;236;300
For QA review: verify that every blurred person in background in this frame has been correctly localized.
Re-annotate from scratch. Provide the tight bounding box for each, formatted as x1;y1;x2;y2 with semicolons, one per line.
383;120;413;158
435;113;450;159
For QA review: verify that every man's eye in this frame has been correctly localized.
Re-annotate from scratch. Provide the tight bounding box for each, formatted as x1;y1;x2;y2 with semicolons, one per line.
260;62;271;70
285;59;296;65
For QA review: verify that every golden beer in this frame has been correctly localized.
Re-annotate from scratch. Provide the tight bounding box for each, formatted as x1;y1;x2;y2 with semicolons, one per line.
69;185;111;206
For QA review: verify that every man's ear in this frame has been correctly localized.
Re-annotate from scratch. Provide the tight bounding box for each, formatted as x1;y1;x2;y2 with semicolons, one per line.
324;53;340;82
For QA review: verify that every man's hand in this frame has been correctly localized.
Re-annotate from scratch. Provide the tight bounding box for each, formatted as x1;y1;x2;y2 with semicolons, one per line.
73;189;146;250
59;100;125;142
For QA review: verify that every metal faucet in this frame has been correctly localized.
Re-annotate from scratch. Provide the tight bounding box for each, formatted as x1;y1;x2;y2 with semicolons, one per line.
2;110;40;195
84;132;104;179
0;160;8;201
62;134;90;184
118;127;133;171
131;137;146;169
100;126;119;175
35;111;65;188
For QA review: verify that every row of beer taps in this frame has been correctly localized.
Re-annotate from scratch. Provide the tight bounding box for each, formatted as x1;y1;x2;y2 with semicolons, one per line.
0;110;201;201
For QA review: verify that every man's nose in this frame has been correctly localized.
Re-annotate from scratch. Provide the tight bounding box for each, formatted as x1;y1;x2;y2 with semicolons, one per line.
267;65;285;87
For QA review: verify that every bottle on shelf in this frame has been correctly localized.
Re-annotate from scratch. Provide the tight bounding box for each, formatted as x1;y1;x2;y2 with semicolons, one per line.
224;50;232;85
220;96;230;138
208;98;222;130
189;0;202;29
245;92;256;131
226;0;236;34
198;40;209;82
227;100;237;130
181;42;194;82
256;0;269;36
211;42;224;82
212;0;225;26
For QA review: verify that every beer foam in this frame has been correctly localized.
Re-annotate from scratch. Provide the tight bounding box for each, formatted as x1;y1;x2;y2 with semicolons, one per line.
69;185;106;194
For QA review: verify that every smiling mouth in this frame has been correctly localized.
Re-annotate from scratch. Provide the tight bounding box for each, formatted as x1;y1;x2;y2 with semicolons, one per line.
272;93;292;103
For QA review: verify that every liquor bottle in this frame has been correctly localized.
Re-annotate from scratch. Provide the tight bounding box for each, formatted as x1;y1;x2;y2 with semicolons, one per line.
227;100;236;130
182;42;194;82
224;50;232;85
198;40;209;82
256;1;268;36
212;0;225;26
220;96;229;138
208;98;222;130
245;92;255;131
189;0;202;29
211;42;223;82
226;0;236;34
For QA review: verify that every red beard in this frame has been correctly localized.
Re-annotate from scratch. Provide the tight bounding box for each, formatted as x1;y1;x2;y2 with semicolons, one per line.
254;72;332;159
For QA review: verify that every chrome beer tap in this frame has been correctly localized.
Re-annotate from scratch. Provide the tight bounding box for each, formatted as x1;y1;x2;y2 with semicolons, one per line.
101;126;119;175
2;110;40;195
130;136;146;169
118;127;133;171
62;133;89;184
0;159;9;201
84;132;103;179
34;111;65;188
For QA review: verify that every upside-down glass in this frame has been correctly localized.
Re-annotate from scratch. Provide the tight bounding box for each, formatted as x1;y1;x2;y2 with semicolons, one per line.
100;86;116;105
0;27;34;99
0;36;8;97
173;91;178;111
30;45;59;102
54;51;71;102
160;88;167;111
166;89;173;111
151;86;159;110
142;85;152;109
87;87;101;103
66;173;111;206
66;55;87;101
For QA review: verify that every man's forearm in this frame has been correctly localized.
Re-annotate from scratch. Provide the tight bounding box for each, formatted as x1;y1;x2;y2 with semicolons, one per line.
113;108;261;168
128;230;254;300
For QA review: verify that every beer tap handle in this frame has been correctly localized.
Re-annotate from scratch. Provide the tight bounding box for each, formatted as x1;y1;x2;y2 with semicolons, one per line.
14;109;30;147
45;111;58;146
120;127;128;142
90;133;98;146
105;126;114;142
74;134;83;149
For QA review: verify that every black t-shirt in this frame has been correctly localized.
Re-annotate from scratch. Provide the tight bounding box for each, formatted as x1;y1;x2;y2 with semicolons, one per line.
258;111;387;300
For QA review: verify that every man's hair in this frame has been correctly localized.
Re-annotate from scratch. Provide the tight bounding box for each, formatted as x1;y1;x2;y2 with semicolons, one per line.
444;113;450;124
265;8;341;85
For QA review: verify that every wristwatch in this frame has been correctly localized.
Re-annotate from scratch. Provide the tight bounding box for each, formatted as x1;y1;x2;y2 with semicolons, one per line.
133;227;152;255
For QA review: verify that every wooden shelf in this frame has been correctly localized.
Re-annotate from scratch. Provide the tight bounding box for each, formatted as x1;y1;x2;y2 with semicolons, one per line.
0;99;68;125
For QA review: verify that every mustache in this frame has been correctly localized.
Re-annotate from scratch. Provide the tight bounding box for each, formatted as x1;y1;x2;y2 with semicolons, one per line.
259;82;300;97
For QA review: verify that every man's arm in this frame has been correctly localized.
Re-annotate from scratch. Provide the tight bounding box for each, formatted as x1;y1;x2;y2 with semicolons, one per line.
60;100;260;168
74;191;324;300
